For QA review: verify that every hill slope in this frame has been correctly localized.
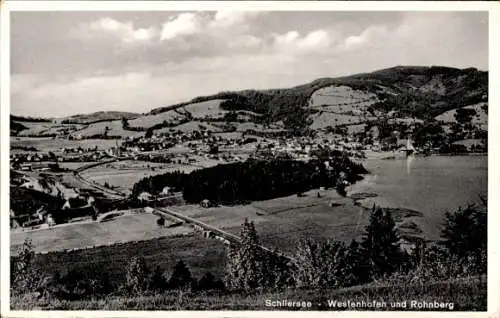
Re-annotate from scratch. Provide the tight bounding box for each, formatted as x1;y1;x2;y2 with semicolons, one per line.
10;66;488;138
148;65;487;134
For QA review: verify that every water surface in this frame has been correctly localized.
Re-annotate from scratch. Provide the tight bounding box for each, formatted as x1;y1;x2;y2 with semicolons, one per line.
349;155;487;240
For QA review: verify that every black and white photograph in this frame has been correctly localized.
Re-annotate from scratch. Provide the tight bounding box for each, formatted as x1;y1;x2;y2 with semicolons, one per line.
1;1;498;315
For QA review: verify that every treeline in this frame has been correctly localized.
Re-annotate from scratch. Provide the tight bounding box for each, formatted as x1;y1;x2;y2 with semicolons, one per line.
131;158;368;204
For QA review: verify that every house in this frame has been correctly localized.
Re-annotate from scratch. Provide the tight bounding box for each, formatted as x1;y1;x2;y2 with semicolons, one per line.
200;199;216;208
138;192;154;202
161;187;171;196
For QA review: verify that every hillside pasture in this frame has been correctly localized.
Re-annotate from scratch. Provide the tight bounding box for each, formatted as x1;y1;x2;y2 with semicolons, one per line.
82;161;202;193
434;103;488;129
309;85;378;110
169;121;224;133
10;212;193;254
15;122;84;137
11;137;119;152
183;99;228;119
72;120;144;138
129;110;186;128
310;112;364;130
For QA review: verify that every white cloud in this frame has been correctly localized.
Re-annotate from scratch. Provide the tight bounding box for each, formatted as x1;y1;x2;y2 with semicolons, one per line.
273;29;336;54
342;25;389;50
210;11;262;29
87;17;157;43
160;13;204;41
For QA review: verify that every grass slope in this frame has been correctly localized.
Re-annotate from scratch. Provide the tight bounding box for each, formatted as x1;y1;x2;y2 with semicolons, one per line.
12;276;486;311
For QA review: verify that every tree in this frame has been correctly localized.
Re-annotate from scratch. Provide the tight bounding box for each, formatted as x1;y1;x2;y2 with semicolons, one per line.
124;256;150;294
169;260;193;290
293;238;346;288
121;117;129;129
341;239;371;287
441;204;487;274
145;128;154;139
454;108;477;124
225;218;265;290
11;238;38;294
361;205;402;278
149;266;168;291
157;217;165;227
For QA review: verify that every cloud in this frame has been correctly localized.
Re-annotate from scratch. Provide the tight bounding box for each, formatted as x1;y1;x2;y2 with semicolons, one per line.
11;11;488;117
160;13;204;41
272;29;337;54
85;17;157;43
342;25;389;50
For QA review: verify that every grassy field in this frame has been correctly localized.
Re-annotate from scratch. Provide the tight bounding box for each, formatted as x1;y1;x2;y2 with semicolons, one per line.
71;120;144;138
174;189;376;255
309;85;378;109
183;99;228;119
129;110;186;128
12;276;486;311
81;160;206;193
10;212;194;254
10;137;119;152
15;122;85;137
434;102;488;130
14;233;228;293
167;121;223;133
310;112;364;130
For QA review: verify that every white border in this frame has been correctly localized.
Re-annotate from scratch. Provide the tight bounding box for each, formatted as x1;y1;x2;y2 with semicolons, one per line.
1;2;499;318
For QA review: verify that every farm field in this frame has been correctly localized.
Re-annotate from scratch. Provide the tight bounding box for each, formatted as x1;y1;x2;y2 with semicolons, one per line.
174;189;381;255
169;121;223;133
10;212;193;254
183;99;228;119
309;85;378;109
310;112;364;130
27;234;228;288
81;160;206;193
11;137;119;152
434;102;488;130
15;121;85;137
71;120;144;138
129;110;186;128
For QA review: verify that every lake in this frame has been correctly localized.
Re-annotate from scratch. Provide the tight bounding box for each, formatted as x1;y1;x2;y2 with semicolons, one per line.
349;155;487;240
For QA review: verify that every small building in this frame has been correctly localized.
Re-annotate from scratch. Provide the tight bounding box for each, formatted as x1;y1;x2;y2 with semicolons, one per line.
138;192;154;202
200;199;216;208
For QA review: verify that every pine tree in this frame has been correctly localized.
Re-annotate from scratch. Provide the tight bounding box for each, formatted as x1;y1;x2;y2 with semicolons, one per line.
361;205;402;278
149;266;168;291
341;239;371;287
441;204;487;274
169;260;193;291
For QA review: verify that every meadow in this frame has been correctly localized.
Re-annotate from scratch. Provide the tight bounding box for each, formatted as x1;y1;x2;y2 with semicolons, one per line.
183;99;228;119
71;120;144;138
434;102;488;130
10;137;119;152
10;212;193;254
309;85;378;109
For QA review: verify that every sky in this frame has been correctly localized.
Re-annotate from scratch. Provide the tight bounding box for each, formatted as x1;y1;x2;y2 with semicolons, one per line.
10;11;488;117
